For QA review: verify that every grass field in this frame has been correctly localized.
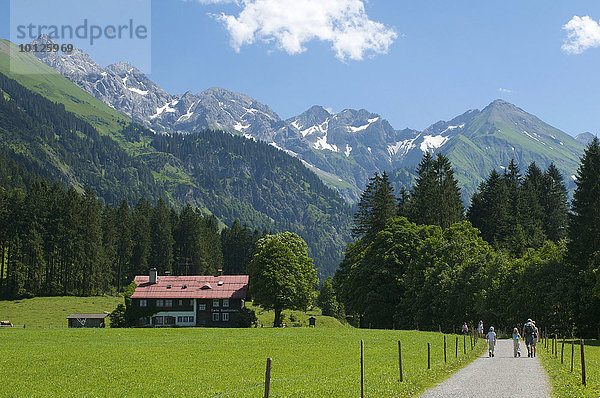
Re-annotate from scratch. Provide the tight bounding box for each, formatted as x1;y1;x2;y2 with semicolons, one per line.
0;296;122;328
539;338;600;397
0;296;344;329
0;327;484;397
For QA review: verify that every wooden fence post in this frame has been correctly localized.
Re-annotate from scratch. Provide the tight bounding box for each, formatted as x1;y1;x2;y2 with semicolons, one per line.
398;340;403;382
561;337;565;364
455;336;458;358
463;335;466;355
428;343;431;370
361;340;365;398
571;338;574;373
264;358;272;398
444;335;447;363
581;339;586;387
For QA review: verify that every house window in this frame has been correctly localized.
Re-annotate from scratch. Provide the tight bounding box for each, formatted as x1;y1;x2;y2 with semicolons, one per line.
139;299;147;307
178;299;183;306
198;304;206;311
156;299;164;307
165;299;173;307
212;313;220;321
223;299;229;308
182;316;194;323
177;316;183;323
154;316;164;325
213;299;220;307
222;313;230;322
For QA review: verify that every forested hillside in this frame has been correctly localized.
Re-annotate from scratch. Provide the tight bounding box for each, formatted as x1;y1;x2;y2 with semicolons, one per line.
0;71;352;276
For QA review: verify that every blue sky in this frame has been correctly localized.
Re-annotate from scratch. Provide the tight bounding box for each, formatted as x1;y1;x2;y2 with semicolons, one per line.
2;0;600;136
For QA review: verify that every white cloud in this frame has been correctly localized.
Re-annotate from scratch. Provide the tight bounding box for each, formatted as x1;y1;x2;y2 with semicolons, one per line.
562;15;600;54
211;0;397;61
498;88;512;93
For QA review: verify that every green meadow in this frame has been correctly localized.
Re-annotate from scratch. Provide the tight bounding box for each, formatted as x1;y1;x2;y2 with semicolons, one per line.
0;297;485;397
0;327;484;397
540;339;600;398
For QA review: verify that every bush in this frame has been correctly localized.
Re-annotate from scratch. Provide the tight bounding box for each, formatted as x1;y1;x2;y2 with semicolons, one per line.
236;307;258;328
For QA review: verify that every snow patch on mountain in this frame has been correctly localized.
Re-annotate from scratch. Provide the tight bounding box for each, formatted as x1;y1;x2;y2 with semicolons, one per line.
150;102;177;119
344;144;352;157
127;87;148;95
347;116;380;133
420;135;450;152
233;122;251;132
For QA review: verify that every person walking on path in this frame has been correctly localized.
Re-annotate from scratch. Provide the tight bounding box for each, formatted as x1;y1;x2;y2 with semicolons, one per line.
512;327;521;357
462;322;469;335
532;321;538;358
523;318;536;357
478;320;484;338
487;326;497;357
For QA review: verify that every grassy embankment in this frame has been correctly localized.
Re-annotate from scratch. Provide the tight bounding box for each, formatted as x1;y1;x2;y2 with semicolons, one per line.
539;338;600;397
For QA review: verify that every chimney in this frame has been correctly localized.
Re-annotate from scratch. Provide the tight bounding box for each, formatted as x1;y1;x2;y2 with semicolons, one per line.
149;268;157;284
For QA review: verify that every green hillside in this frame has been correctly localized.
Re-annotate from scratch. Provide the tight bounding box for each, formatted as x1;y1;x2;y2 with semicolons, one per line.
0;39;127;136
442;100;584;200
0;47;352;275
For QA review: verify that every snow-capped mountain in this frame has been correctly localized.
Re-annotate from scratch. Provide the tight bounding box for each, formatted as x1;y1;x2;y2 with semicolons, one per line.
33;36;586;202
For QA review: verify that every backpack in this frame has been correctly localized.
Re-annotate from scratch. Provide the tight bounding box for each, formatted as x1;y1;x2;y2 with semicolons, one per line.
524;322;534;335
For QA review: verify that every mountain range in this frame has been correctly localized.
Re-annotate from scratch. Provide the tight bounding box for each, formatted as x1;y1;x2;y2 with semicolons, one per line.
0;38;352;277
30;36;588;202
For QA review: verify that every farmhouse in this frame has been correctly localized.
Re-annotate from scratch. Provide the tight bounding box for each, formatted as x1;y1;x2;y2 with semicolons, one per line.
130;268;249;327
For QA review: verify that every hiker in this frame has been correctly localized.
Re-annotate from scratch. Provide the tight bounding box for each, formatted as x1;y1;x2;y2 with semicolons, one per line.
478;320;484;338
487;326;497;357
462;322;469;335
522;318;536;357
512;327;521;357
531;320;538;357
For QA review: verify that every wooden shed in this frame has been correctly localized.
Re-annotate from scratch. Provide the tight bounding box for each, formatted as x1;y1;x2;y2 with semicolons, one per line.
67;313;109;328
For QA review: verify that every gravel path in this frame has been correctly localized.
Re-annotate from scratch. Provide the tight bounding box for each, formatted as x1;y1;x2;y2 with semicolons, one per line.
420;339;551;398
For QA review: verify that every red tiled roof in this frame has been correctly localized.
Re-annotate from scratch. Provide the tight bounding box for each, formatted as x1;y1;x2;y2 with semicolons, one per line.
130;275;249;299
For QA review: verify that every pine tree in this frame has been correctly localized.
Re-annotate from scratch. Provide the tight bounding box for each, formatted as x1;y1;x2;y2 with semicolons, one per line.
352;171;397;243
409;153;464;228
468;170;510;246
541;163;569;241
520;162;546;249
149;198;174;275
568;137;600;334
569;138;600;267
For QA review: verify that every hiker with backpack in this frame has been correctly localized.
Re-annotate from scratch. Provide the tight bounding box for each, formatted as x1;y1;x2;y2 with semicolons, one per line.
522;318;536;357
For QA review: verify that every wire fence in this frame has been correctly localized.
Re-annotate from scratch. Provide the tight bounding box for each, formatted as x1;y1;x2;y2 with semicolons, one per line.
540;329;600;389
209;332;484;398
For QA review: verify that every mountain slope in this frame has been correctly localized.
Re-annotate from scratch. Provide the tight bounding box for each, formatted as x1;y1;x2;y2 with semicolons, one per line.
0;45;353;276
435;100;583;198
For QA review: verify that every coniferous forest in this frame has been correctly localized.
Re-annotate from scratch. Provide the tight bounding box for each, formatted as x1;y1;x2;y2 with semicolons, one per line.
0;156;265;298
334;141;600;337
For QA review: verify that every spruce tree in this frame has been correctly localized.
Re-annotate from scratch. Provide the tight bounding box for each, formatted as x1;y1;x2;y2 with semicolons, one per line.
569;137;600;267
409;153;463;228
352;171;397;243
149;198;174;275
541;163;568;241
568;137;600;334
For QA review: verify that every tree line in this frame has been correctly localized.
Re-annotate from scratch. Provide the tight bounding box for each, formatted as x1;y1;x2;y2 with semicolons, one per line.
333;140;600;337
0;178;265;298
